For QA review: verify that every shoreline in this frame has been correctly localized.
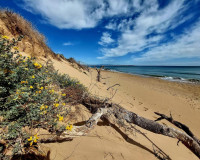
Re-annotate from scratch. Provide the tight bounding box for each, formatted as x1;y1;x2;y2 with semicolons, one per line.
99;68;200;124
101;68;200;84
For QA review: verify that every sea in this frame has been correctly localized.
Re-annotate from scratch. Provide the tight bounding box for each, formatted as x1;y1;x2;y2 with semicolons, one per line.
90;66;200;83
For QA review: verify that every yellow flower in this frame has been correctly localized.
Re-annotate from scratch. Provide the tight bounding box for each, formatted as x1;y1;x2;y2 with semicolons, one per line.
30;86;33;89
40;104;48;110
38;90;41;94
32;75;35;79
20;81;24;84
40;105;45;110
66;124;73;131
2;35;9;40
21;80;28;84
58;115;63;121
62;94;66;96
30;141;33;146
35;91;38;94
28;136;33;141
54;103;59;107
28;134;39;146
40;87;44;90
13;46;19;50
34;62;42;69
34;62;39;67
38;64;42;69
34;134;39;141
49;89;54;93
62;103;66;106
45;70;48;73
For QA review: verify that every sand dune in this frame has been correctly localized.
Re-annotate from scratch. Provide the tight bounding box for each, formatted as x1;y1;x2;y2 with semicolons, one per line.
41;58;200;160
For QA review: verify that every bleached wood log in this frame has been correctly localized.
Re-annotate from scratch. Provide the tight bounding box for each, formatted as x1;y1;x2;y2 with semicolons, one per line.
39;96;200;159
81;97;200;159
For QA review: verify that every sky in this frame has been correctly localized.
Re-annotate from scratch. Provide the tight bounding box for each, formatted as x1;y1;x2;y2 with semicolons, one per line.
0;0;200;65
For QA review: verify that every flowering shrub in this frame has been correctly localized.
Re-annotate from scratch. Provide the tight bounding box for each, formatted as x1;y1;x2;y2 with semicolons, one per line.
0;36;85;159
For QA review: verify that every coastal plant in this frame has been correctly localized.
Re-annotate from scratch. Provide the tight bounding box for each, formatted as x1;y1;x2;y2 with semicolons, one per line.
0;35;85;159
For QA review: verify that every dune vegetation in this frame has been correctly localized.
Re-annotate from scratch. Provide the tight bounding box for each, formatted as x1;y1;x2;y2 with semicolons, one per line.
0;35;86;159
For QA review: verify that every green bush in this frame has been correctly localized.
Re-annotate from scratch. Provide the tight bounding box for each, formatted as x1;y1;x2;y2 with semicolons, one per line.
0;35;85;159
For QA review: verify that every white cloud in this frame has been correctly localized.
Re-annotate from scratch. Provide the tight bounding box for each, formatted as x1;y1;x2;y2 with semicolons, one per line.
105;18;135;31
98;32;114;46
21;0;136;29
98;0;193;59
133;21;200;63
20;0;200;64
63;42;74;46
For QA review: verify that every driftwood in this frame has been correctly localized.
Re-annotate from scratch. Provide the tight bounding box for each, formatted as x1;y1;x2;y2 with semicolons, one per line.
107;83;120;90
38;108;107;143
155;112;200;146
39;96;200;159
82;96;200;159
96;66;104;82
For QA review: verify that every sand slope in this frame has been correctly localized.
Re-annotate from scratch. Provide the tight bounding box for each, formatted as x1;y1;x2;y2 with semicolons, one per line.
42;58;200;160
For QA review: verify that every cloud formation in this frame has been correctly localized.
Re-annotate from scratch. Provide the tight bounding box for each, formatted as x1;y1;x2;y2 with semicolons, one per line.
99;0;186;58
98;0;200;65
63;42;74;46
21;0;136;29
20;0;200;64
98;32;114;46
133;21;200;63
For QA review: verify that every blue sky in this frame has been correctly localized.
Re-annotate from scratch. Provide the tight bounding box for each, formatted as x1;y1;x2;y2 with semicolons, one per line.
1;0;200;65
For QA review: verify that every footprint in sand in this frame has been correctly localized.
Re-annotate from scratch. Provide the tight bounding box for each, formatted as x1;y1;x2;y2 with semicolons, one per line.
139;102;143;105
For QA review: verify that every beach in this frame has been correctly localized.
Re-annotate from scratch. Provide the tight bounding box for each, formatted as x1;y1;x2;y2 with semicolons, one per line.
1;2;200;159
44;59;200;160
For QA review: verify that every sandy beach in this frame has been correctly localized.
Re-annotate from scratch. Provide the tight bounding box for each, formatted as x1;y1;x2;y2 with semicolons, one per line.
1;2;200;159
42;58;200;160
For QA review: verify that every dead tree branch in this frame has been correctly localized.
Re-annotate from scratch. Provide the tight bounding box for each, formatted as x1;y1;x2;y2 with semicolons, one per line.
107;84;120;90
39;108;107;143
154;112;200;146
82;96;200;159
96;66;104;82
112;105;200;158
39;95;200;159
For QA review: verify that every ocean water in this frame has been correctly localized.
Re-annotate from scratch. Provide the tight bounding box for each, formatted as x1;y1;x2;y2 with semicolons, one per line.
91;66;200;83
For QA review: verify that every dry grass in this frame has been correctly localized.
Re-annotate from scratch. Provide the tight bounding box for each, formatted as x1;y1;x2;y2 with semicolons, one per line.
0;9;59;59
0;10;45;42
67;57;90;72
62;86;85;105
